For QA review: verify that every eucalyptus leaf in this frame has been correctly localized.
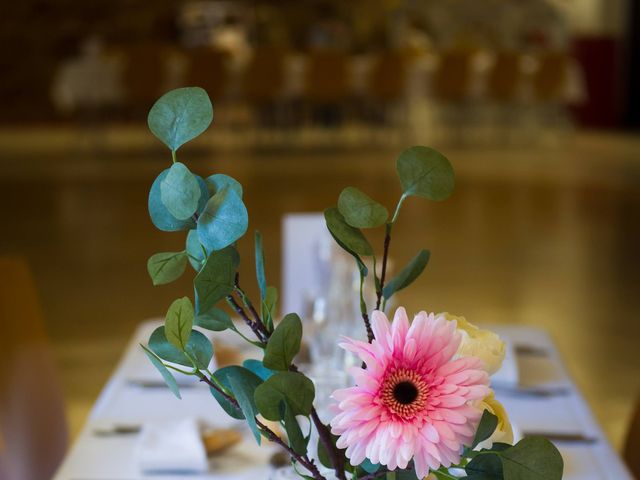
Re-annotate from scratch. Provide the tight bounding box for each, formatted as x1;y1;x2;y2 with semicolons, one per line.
263;313;302;371
160;162;201;220
194;247;236;314
472;410;499;449
210;366;248;420
466;452;503;479
283;401;307;454
500;437;563;480
164;297;194;351
148;326;212;369
324;207;373;257
243;359;274;381
205;174;243;198
195;307;233;331
338;187;388;228
147;251;188;286
197;187;248;251
149;170;208;232
148;87;213;151
396;146;455;201
254;371;315;421
225;367;264;444
255;231;267;299
261;286;278;332
382;249;430;299
186;229;209;271
141;345;181;399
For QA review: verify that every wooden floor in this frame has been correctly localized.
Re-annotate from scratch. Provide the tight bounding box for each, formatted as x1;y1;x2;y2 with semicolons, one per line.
1;128;639;451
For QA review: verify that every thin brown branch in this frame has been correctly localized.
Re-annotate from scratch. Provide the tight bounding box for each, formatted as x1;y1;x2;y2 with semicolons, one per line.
226;294;268;344
374;223;392;315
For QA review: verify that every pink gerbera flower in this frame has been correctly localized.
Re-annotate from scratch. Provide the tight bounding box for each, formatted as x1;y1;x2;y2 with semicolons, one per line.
330;308;490;478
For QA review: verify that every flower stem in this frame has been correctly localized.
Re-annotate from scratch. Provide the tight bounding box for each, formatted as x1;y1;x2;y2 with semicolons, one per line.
375;222;393;313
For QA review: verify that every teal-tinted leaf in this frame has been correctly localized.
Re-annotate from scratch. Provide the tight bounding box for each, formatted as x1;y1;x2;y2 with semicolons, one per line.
263;313;302;371
254;372;315;421
141;345;182;399
195;307;233;331
209;367;245;420
148;87;213;151
148;326;212;369
186;229;208;271
324;207;373;256
147;251;188;286
243;359;274;381
160;162;201;220
472;410;499;449
283;401;307;454
382;249;430;299
194;247;236;314
149;170;209;232
197;187;248;251
255;231;267;300
205;174;243;198
396;146;455;201
338;187;388;228
164;297;194;351
500;437;563;480
360;459;380;474
225;366;263;444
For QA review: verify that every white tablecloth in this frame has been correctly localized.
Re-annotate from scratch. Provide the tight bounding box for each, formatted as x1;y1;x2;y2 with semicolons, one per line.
53;322;632;479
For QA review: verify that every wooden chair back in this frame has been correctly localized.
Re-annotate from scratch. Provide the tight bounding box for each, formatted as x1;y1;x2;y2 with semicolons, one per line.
433;49;475;102
533;52;570;102
487;51;523;102
369;51;407;102
304;50;350;103
184;47;229;101
0;257;68;480
243;46;287;104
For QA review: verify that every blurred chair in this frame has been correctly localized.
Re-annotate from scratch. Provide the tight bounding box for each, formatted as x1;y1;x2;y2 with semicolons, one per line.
0;257;68;480
242;46;287;127
624;396;640;478
532;51;570;102
121;43;170;118
486;51;526;144
184;47;229;103
367;50;408;125
432;48;476;144
303;50;350;127
531;51;573;139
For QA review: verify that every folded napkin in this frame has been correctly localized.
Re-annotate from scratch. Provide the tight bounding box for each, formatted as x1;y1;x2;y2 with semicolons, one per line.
136;417;208;473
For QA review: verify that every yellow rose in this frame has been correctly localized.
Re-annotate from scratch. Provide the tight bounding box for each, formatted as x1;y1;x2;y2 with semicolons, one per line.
440;313;506;375
478;390;514;446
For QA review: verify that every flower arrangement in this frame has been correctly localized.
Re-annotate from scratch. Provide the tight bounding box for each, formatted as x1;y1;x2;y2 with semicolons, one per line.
142;87;564;480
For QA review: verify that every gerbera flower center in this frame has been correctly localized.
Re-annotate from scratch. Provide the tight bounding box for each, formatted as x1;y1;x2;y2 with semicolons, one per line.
380;368;428;419
393;381;419;404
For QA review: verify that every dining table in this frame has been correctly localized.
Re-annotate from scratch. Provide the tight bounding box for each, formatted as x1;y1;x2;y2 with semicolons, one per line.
52;317;633;480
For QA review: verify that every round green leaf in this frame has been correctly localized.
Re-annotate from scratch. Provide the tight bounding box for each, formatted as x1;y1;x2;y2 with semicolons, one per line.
197;187;248;251
148;326;213;369
164;297;194;351
147;251;188;286
254;371;315;421
149;170;209;232
396;146;455;201
148;87;213;151
194;247;236;314
500;437;563;480
160;162;201;220
324;207;373;257
195;307;233;331
338;187;388;228
205;174;243;198
263;313;302;371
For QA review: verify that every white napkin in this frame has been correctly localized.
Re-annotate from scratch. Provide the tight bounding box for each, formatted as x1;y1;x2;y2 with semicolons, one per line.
136;417;208;473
